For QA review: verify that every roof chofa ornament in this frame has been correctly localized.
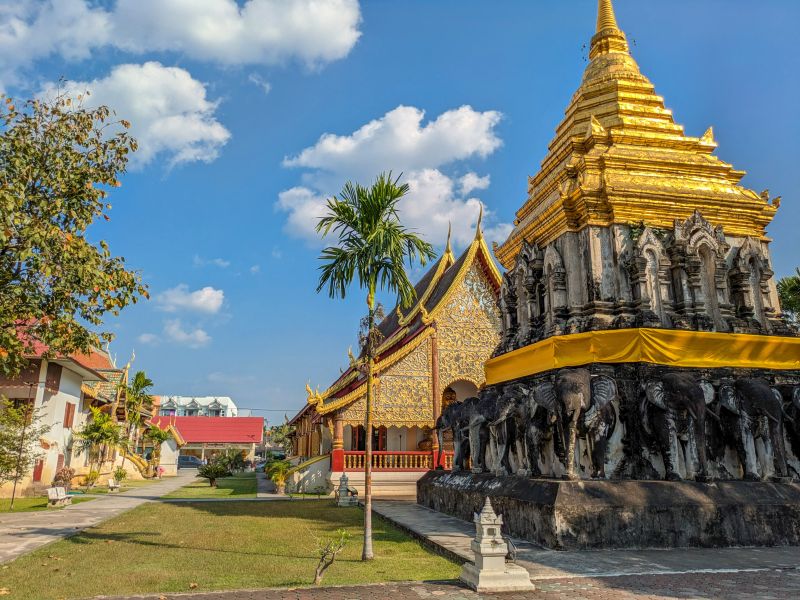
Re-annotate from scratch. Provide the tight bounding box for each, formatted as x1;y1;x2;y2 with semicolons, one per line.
475;205;484;241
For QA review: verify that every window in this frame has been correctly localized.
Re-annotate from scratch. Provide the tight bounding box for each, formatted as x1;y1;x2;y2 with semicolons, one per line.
63;402;76;429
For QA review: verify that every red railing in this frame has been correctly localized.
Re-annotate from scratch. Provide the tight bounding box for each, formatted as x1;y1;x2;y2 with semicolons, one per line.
343;451;434;471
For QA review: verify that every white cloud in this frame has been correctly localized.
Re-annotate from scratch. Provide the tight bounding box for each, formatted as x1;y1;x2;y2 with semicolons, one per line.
283;105;502;180
164;319;211;348
459;172;490;195
194;255;231;268
39;62;230;167
278;105;511;248
0;0;361;86
157;284;225;314
137;332;160;345
248;73;272;95
249;264;261;274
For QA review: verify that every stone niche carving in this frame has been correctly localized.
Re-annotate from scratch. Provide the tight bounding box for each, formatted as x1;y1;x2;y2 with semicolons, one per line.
497;210;793;354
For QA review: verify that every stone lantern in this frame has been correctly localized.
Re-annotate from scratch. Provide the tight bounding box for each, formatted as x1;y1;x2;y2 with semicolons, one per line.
336;473;357;507
459;497;534;592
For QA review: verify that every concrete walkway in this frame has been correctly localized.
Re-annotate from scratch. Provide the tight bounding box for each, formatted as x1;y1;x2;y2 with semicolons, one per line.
373;500;800;580
256;471;276;497
0;469;197;563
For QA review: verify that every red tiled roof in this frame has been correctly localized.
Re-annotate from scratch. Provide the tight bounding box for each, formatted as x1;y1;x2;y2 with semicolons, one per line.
72;349;115;370
150;416;264;444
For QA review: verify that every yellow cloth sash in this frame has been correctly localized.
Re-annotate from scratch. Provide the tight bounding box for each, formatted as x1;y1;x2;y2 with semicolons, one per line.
484;328;800;385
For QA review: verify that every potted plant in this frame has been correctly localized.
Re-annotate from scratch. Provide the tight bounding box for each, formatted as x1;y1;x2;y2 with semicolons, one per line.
113;466;127;485
266;459;292;494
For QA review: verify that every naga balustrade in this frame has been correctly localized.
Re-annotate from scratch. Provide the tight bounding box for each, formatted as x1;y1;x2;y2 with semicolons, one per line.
342;450;454;471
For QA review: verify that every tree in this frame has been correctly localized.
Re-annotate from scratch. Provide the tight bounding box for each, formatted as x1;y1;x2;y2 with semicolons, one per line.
143;425;172;473
268;420;295;455
0;397;51;510
778;269;800;323
73;406;124;474
315;172;435;560
198;462;229;487
0;91;148;378
123;371;153;446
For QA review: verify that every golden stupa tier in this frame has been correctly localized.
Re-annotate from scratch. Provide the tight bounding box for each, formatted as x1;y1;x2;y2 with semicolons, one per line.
494;0;779;269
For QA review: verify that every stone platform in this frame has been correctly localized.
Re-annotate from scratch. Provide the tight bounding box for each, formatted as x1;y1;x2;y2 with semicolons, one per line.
417;470;800;550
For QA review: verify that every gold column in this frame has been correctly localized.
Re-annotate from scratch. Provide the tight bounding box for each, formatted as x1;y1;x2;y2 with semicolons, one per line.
431;322;440;453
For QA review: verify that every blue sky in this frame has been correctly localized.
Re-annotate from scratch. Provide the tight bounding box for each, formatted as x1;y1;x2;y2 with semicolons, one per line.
4;1;799;420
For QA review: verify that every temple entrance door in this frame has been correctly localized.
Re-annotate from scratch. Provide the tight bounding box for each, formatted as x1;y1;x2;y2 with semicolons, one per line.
372;426;387;451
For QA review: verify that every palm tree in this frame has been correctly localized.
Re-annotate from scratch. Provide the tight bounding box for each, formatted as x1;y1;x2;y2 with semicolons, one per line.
316;172;435;560
74;406;125;475
124;371;154;447
143;425;172;476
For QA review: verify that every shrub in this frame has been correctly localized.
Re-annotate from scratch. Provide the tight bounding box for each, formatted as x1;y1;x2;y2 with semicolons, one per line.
83;470;100;489
216;448;245;473
113;466;128;483
52;467;75;489
266;459;292;494
198;462;230;487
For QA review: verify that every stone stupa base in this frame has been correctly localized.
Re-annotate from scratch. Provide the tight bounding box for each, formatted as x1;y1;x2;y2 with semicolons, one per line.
418;470;800;550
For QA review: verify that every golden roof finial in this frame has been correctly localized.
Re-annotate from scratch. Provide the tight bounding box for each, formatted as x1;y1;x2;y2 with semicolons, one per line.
475;205;484;241
597;0;619;33
589;0;629;60
444;221;453;256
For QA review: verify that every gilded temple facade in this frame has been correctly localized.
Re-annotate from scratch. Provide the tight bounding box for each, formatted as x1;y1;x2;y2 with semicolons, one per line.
290;223;502;492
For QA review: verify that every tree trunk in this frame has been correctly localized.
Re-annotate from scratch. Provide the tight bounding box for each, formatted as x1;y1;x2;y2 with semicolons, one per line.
362;303;375;561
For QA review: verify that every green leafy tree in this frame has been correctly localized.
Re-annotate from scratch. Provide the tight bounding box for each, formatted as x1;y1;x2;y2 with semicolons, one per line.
143;425;172;473
0;397;51;510
123;371;153;446
268;420;295;455
0;91;147;378
315;172;435;561
778;269;800;324
73;406;124;474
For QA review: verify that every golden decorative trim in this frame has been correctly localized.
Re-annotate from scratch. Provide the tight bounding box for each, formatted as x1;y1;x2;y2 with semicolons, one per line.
485;328;800;385
397;253;453;327
286;454;329;477
422;234;502;325
316;328;435;416
375;326;409;355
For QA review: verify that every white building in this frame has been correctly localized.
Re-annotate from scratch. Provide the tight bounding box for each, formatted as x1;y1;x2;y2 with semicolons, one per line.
158;396;238;417
0;349;121;496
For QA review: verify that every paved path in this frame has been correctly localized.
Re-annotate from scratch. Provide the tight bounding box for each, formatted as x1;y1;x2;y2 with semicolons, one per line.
101;569;800;600
372;500;800;580
0;469;197;563
257;471;276;497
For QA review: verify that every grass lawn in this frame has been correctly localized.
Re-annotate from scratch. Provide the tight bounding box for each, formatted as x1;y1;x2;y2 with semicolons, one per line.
0;500;459;600
163;472;257;499
0;496;94;512
84;479;161;495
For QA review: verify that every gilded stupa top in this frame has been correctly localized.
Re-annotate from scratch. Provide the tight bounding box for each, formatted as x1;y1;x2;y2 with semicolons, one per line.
494;0;780;268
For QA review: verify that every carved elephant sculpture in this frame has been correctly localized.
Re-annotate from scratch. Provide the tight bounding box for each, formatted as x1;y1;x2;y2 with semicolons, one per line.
435;399;471;472
642;373;715;481
534;368;617;480
776;385;800;466
487;383;531;476
719;378;792;480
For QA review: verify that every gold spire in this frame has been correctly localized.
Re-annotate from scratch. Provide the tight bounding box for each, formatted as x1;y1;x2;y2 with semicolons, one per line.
596;0;619;32
589;0;629;59
475;205;484;241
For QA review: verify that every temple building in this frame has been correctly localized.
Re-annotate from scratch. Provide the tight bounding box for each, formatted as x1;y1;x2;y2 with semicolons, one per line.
289;222;502;494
